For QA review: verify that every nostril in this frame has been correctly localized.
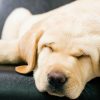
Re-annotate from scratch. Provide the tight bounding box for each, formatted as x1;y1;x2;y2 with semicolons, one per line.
48;72;67;88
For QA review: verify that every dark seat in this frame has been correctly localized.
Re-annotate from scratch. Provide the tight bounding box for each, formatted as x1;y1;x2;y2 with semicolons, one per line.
0;0;100;100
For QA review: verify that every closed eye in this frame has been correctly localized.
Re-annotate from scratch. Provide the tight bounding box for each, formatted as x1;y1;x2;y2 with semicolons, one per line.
41;42;55;52
70;48;89;59
75;55;85;59
43;45;54;52
74;54;89;59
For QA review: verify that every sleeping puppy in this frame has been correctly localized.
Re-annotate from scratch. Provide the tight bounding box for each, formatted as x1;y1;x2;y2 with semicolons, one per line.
0;0;100;99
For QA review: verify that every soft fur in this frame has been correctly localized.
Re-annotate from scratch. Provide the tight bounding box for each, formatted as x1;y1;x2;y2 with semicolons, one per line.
0;0;100;99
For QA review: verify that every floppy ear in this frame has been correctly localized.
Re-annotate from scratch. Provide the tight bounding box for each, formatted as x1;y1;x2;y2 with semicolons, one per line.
15;30;43;74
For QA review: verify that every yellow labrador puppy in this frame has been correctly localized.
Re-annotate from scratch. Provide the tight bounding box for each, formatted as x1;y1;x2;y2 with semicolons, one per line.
0;0;100;99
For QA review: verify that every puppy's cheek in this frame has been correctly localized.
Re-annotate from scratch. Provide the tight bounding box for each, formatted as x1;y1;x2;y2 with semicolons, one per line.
34;69;47;92
34;70;43;91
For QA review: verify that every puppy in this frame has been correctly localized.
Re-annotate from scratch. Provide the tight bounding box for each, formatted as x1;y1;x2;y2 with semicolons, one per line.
0;0;100;99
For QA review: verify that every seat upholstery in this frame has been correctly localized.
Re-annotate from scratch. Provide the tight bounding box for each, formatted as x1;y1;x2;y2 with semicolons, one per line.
0;0;100;100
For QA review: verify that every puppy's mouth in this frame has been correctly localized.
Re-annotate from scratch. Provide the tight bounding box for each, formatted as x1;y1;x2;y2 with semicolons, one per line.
47;85;65;97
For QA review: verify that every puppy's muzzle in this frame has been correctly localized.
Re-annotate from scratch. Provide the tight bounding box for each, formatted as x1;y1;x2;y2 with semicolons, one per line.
47;72;67;91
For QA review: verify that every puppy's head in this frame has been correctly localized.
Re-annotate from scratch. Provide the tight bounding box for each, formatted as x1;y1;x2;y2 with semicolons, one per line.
16;29;100;99
34;29;100;99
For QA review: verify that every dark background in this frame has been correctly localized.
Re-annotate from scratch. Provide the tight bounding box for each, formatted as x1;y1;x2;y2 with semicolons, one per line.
0;0;100;100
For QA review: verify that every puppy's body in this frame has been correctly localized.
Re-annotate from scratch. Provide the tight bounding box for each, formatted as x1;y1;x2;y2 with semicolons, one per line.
0;0;100;99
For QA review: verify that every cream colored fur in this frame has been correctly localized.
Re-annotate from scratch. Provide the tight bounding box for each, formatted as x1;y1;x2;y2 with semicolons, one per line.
0;0;100;99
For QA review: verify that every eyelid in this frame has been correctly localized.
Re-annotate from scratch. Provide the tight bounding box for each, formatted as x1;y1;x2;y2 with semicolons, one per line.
73;52;88;59
41;42;55;52
75;54;84;59
70;48;84;57
43;44;54;51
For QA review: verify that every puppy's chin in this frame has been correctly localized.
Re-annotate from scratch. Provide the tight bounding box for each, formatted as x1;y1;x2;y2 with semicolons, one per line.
47;87;83;99
34;78;84;99
37;84;84;99
46;85;83;99
35;81;84;99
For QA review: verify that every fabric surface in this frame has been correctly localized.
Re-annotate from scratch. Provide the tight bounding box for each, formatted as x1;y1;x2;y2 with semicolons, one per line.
0;66;100;100
0;0;100;100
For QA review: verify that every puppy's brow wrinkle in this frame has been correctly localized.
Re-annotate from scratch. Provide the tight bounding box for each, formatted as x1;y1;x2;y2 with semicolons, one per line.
43;42;55;48
46;42;55;46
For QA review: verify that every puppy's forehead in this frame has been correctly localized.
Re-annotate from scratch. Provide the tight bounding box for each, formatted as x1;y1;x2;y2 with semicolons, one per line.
39;29;68;44
38;29;77;54
38;30;65;49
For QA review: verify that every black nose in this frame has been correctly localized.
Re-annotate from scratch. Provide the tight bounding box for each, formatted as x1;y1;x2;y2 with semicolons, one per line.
48;72;67;88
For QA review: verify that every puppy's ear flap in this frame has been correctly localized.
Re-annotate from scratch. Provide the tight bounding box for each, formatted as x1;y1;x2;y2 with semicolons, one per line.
15;30;43;74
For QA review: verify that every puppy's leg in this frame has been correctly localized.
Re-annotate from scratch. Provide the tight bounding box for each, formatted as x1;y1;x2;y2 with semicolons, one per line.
0;8;46;64
0;40;22;64
0;8;32;64
1;8;32;40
